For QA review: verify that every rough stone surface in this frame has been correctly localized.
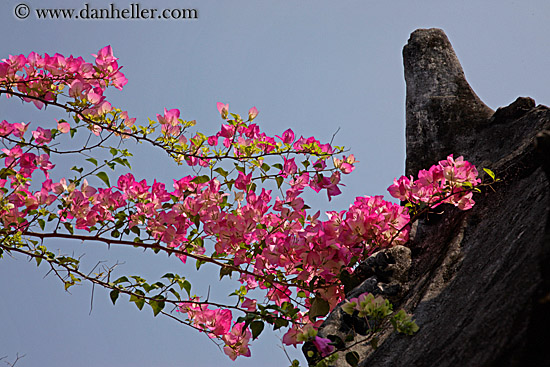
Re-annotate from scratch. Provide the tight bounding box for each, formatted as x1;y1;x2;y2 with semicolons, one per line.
306;246;412;366
311;28;550;367
403;28;494;177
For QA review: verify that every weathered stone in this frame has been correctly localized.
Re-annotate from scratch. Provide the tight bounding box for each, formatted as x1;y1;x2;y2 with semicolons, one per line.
310;28;550;367
304;246;411;366
403;28;494;177
349;245;412;304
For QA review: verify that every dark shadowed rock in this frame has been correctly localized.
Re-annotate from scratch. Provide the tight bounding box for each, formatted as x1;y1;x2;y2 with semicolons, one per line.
310;28;550;367
305;246;412;366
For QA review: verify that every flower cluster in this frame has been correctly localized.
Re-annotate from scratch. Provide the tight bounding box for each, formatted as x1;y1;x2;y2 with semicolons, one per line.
342;292;392;319
342;292;419;340
0;47;482;361
1;46;127;109
387;155;480;210
178;298;251;360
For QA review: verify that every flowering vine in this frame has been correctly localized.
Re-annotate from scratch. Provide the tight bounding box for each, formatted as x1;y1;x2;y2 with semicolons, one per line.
0;46;492;364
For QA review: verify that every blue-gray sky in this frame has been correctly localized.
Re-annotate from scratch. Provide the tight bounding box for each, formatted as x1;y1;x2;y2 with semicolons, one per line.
1;1;549;366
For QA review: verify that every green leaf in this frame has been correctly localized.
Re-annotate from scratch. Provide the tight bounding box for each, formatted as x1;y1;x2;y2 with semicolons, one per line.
0;168;16;179
275;176;284;188
130;275;145;284
196;259;205;270
219;266;233;280
96;171;111;186
214;167;229;178
113;276;129;285
250;320;265;340
130;293;145;310
110;290;119;305
86;157;98;166
149;299;165;316
273;317;289;330
63;222;74;235
113;157;126;167
483;168;496;180
71;166;83;174
189;214;201;228
309;296;330;320
161;273;175;280
168;288;181;300
181;280;192;296
38;218;45;230
191;175;210;184
345;351;360;367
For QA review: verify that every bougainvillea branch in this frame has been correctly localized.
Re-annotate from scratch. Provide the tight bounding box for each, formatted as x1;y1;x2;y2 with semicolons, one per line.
0;46;487;363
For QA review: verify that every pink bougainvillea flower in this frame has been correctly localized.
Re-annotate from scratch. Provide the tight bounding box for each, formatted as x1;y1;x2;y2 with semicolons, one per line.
241;297;257;312
219;124;235;139
313;336;335;357
234;171;252;191
282;326;301;346
156;108;180;126
222;322;252;361
124;117;136;127
387;175;413;201
161;123;180;137
276;128;295;144
90;124;102;136
12;122;28;138
96;101;112;115
57;121;71;134
248;106;258;121
282;315;321;347
86;89;104;105
207;135;218;146
69;80;85;98
0;120;14;136
217;102;229;119
266;286;292;306
92;45;116;67
111;70;128;90
387;154;480;210
340;154;357;174
282;157;298;177
32;127;52;146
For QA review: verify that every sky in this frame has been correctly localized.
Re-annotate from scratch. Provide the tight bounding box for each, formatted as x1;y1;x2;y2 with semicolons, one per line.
0;1;549;366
